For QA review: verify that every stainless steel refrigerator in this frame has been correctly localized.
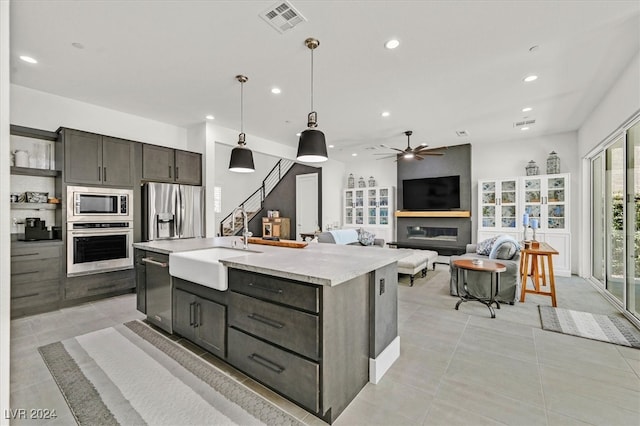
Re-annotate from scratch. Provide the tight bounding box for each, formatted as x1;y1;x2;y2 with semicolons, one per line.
142;182;205;241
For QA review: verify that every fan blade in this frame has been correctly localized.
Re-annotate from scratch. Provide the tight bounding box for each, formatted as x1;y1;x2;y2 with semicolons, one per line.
418;151;445;156
376;154;397;160
415;155;425;160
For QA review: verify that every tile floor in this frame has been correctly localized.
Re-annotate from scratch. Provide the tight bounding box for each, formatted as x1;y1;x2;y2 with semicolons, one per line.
9;265;640;425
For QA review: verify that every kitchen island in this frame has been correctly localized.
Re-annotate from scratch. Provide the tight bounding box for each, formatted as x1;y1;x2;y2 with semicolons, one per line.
133;237;405;424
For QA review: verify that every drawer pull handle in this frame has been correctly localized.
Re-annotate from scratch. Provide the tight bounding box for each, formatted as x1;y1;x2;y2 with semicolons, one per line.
247;282;283;294
248;313;284;329
142;258;168;268
189;302;195;326
248;353;285;374
12;252;39;257
12;270;39;276
12;292;39;299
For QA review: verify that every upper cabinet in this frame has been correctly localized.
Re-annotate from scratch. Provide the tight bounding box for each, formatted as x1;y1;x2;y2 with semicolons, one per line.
62;129;134;187
142;144;201;185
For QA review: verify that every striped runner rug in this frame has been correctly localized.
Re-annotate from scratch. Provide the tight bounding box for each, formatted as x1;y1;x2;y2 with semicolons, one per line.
538;306;640;349
38;320;304;425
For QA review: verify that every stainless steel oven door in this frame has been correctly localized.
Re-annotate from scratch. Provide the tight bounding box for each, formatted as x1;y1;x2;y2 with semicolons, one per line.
67;223;134;276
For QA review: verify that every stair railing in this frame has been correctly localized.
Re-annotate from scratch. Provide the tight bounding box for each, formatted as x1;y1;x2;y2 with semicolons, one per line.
219;158;294;236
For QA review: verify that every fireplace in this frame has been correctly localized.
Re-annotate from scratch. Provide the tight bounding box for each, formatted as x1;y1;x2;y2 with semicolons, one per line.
407;226;457;242
397;217;470;255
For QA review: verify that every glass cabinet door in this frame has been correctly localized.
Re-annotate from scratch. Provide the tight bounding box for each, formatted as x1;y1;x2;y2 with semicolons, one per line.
546;176;566;230
500;180;517;229
523;177;542;227
480;181;497;228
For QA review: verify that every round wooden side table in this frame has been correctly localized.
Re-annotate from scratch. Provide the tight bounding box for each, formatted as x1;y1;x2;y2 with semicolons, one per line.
452;259;507;318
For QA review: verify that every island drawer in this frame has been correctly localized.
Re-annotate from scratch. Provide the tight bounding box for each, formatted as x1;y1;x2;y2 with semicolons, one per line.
229;292;319;360
227;327;319;412
228;269;319;313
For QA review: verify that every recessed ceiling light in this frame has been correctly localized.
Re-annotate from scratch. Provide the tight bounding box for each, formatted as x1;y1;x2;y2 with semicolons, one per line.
522;107;533;112
271;87;281;94
523;75;538;83
328;144;334;148
384;39;400;49
529;45;539;52
206;115;215;120
71;42;84;49
381;111;390;117
521;126;530;131
296;132;301;137
19;55;37;64
352;153;357;157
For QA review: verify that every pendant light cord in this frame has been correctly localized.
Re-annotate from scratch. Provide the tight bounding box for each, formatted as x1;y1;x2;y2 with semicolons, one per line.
240;80;244;134
310;47;314;112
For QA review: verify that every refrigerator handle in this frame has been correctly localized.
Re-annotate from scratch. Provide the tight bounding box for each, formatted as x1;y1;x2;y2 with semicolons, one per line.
176;186;183;237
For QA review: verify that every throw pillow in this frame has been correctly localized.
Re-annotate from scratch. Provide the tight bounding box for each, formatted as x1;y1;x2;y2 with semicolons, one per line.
488;235;521;260
358;228;376;246
476;235;499;255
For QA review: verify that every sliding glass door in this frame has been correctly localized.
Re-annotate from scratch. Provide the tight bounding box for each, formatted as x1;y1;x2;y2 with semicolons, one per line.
591;117;640;321
626;122;639;317
605;137;625;303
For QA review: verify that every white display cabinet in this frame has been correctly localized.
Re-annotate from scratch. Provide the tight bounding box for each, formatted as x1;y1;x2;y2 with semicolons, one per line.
343;186;395;243
478;173;570;276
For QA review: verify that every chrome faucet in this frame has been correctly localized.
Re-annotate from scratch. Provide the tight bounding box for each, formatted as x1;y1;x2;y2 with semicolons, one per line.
231;206;252;249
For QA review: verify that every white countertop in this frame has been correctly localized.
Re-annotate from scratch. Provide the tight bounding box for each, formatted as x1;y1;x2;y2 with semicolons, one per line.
133;237;406;286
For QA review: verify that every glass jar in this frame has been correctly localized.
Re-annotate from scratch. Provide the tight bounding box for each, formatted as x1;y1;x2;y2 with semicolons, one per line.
546;151;560;174
358;176;366;188
347;173;355;188
368;176;376;187
525;160;539;176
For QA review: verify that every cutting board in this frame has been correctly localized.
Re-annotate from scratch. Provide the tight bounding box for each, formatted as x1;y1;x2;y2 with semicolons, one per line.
248;237;308;248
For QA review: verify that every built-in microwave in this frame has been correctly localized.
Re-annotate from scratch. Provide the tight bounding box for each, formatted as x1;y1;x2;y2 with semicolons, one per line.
67;186;133;222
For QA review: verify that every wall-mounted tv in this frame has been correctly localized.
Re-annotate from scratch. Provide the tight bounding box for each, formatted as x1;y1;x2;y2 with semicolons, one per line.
402;175;460;211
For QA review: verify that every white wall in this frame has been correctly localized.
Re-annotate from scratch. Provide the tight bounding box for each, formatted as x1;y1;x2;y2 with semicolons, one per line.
11;85;188;149
345;157;397;190
1;0;11;421
577;52;640;277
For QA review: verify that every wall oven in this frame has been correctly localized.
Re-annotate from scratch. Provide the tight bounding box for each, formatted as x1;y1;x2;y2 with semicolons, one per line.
67;221;133;276
67;185;133;222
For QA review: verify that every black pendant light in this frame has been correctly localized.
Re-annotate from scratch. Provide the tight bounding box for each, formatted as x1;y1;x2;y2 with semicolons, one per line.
296;38;328;163
229;74;255;173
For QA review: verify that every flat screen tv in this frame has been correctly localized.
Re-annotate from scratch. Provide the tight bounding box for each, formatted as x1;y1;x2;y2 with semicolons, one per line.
402;175;460;210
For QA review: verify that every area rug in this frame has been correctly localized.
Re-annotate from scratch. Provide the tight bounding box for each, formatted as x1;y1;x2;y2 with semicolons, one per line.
538;306;640;349
38;320;304;425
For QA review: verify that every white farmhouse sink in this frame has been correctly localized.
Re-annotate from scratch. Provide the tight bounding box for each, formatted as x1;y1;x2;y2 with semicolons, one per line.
169;247;250;291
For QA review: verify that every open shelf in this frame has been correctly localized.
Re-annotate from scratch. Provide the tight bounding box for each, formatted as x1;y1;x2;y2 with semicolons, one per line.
10;166;60;177
10;202;59;210
395;210;471;218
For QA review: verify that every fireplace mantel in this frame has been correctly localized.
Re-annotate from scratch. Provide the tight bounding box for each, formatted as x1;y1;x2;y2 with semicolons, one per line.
395;210;471;218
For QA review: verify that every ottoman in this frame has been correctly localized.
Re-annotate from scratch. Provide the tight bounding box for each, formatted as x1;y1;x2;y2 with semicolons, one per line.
397;249;439;286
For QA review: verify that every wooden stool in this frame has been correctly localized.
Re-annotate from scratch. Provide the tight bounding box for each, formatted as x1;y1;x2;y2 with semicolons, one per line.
519;241;559;307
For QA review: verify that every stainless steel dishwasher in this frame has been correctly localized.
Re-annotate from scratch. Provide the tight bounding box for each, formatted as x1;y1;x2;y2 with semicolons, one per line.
142;253;172;333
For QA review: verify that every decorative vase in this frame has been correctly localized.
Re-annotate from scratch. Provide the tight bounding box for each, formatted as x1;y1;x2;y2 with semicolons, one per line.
546;151;560;174
368;176;376;187
347;173;355;188
525;160;539;176
358;176;366;188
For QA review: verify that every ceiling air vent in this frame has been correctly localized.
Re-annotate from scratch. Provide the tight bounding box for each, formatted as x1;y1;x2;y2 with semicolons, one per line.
456;130;469;137
260;1;307;34
514;119;536;128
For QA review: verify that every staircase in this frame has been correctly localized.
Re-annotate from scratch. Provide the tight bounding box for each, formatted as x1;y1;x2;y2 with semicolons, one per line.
219;159;295;236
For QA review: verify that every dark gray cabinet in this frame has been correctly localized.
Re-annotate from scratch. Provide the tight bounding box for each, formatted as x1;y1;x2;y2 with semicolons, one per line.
142;144;201;185
10;242;63;318
135;249;147;314
173;287;226;358
63;129;134;187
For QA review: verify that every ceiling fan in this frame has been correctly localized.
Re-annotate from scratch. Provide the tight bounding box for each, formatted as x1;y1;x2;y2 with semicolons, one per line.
375;130;446;161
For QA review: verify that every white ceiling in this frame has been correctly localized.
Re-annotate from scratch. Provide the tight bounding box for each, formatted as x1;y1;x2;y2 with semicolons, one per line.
9;1;640;163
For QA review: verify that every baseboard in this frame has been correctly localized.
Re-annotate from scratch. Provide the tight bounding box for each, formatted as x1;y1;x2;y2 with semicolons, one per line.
369;336;400;384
